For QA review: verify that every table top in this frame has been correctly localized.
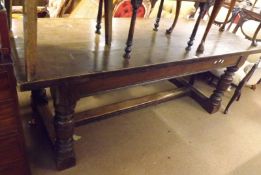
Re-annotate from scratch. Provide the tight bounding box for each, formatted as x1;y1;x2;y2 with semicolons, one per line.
12;18;261;90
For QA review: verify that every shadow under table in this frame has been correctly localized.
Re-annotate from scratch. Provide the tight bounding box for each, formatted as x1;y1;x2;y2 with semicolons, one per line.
11;18;261;170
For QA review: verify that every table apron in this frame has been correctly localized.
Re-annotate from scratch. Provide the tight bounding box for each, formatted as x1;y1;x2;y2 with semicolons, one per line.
76;54;244;97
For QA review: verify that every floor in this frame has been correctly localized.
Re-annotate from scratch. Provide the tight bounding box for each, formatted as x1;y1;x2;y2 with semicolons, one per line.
18;80;261;175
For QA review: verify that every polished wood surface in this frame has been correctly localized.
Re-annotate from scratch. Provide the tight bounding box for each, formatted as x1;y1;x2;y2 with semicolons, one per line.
13;18;261;89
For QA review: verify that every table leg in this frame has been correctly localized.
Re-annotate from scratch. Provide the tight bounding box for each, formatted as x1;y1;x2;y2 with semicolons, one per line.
51;84;79;170
166;0;181;34
95;0;103;34
219;0;236;32
208;66;238;113
197;0;224;53
153;0;165;31
104;0;112;45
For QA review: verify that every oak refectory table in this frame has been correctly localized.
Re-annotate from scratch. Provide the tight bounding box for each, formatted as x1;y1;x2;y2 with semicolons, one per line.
12;18;261;170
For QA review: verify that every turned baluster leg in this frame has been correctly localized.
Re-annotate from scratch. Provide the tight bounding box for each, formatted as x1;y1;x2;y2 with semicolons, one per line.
219;0;236;32
251;23;261;46
96;0;103;34
208;66;238;113
197;0;224;53
153;0;164;31
51;84;78;170
123;0;143;59
166;0;181;34
186;3;206;51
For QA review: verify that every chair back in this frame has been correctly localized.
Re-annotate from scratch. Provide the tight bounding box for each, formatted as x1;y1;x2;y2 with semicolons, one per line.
0;5;10;57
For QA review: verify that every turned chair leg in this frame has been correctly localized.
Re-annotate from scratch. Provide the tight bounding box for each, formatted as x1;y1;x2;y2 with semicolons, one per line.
95;0;103;34
153;0;165;31
197;0;224;53
123;0;143;59
166;0;181;34
219;0;237;32
186;2;206;51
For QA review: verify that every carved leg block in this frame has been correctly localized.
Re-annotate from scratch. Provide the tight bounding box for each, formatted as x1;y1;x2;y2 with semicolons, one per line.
51;84;78;170
208;66;238;113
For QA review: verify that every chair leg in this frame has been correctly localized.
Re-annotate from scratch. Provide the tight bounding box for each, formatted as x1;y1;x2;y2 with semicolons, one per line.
196;0;224;53
251;23;261;46
153;0;165;31
219;0;236;32
166;0;181;34
224;89;241;114
186;2;206;51
189;3;199;19
123;0;143;59
251;85;257;90
236;92;241;101
95;0;103;34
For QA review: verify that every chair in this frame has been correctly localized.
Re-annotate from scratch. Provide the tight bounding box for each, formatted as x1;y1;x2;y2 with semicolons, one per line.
209;58;261;114
153;0;239;51
95;0;236;58
220;0;261;46
224;58;261;114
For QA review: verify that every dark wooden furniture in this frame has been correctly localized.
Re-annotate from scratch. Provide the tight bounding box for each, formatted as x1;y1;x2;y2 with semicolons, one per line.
16;0;241;80
219;0;259;33
230;8;261;46
224;59;261;114
12;18;261;170
153;0;238;53
0;6;31;175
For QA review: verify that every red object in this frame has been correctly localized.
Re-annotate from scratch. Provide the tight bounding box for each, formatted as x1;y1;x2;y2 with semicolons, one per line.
234;13;240;24
114;0;145;18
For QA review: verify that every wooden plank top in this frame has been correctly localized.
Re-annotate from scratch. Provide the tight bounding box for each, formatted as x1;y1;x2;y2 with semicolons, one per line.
12;18;261;90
